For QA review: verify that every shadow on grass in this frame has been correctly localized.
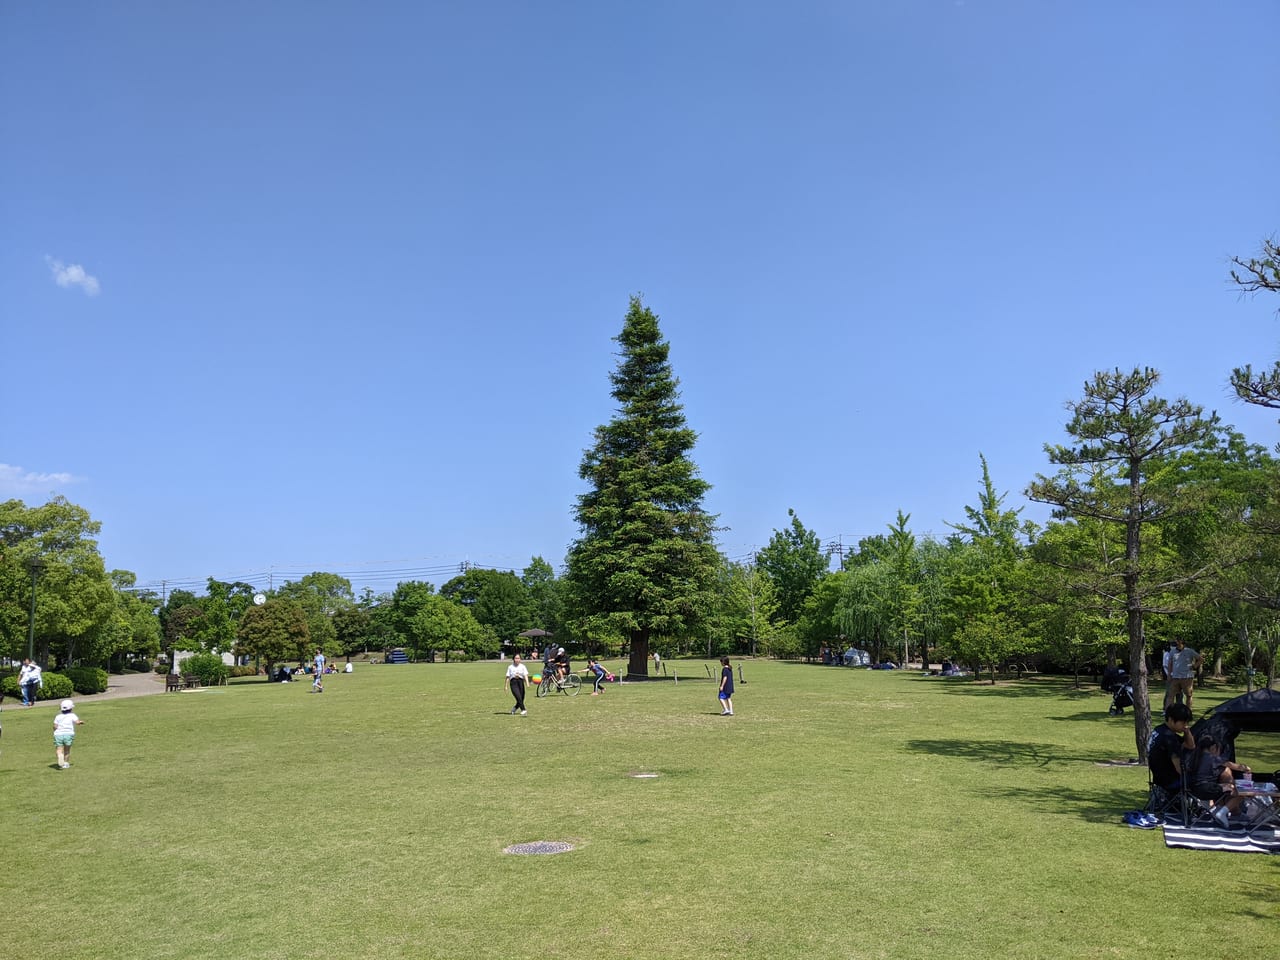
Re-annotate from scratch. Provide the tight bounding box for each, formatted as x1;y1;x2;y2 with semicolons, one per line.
993;783;1147;824
906;737;1119;767
1046;710;1126;723
908;740;1155;824
917;676;1102;700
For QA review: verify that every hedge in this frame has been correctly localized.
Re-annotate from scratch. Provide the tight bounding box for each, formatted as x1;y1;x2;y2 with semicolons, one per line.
179;652;229;686
1;672;75;701
64;666;110;695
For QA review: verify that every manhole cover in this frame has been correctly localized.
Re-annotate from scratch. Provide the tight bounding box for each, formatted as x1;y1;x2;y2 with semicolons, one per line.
503;841;574;855
629;772;660;779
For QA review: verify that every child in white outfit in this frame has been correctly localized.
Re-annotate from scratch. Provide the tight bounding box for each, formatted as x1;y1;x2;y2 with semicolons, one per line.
53;699;83;769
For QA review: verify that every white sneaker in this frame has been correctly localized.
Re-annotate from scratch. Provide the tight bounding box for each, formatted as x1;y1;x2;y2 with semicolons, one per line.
521;710;527;716
59;763;69;769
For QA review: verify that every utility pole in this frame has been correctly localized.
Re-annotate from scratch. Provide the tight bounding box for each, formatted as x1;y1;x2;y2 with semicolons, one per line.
26;556;46;662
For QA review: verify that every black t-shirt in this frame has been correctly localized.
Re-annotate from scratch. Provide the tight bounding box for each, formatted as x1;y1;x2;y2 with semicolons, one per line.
1148;724;1186;789
553;653;569;670
1188;752;1228;798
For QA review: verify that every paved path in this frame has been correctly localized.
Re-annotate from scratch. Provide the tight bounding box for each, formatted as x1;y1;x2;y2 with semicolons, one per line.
5;670;168;709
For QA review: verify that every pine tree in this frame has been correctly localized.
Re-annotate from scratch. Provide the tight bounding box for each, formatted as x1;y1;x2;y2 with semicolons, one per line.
566;296;719;677
1027;368;1220;760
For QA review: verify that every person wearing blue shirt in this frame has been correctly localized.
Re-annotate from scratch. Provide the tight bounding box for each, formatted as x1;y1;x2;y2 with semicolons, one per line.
587;658;607;696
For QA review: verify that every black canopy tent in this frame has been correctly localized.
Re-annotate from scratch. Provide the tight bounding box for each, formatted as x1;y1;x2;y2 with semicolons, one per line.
1191;688;1280;771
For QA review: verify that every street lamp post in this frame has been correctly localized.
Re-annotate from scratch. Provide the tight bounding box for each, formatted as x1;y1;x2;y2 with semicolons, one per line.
25;556;46;662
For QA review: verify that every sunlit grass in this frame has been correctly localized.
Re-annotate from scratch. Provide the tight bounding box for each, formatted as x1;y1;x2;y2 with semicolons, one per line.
1;662;1275;959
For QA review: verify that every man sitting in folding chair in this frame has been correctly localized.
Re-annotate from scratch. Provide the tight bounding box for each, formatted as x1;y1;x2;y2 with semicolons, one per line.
1146;703;1195;816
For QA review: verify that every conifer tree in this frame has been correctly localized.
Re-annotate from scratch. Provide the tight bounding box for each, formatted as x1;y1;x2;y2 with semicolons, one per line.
566;297;719;677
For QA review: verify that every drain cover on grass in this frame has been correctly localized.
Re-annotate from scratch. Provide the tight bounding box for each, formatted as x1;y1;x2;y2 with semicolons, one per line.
503;841;575;855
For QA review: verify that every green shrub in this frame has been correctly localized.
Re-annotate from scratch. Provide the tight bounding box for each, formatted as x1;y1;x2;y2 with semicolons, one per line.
2;672;74;701
179;652;228;686
129;659;153;672
228;665;259;678
64;666;109;695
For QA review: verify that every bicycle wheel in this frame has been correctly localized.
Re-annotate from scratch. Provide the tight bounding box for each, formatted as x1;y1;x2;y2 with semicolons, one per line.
536;678;549;698
564;675;581;697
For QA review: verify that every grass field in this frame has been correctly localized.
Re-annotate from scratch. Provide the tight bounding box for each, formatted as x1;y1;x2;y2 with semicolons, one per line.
1;661;1277;960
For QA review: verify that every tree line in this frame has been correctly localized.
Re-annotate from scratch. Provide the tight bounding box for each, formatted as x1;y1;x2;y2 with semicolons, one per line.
3;241;1277;759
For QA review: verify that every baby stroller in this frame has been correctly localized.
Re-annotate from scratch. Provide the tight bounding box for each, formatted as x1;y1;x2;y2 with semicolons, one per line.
1101;666;1133;716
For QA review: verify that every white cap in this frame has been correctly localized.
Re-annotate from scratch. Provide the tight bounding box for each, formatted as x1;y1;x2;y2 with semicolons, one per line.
60;699;75;711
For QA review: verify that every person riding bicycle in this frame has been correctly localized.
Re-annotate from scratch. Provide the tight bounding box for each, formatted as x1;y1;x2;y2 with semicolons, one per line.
552;647;570;683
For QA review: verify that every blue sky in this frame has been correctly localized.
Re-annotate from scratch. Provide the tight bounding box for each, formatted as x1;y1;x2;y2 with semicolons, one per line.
3;1;1278;597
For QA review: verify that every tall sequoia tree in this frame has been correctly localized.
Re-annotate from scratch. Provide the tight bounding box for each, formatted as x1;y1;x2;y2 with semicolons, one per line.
1027;368;1220;761
566;296;719;678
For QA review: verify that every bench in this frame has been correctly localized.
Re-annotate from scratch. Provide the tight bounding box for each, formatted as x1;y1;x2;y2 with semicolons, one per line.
182;674;202;689
165;674;182;692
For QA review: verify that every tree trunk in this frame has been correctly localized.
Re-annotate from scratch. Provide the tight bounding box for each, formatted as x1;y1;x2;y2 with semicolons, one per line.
626;628;650;679
1241;623;1254;694
1124;474;1152;763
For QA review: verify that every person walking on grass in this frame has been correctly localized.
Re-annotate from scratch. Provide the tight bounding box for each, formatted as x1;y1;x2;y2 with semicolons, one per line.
718;657;735;716
53;699;83;769
312;648;326;693
505;653;529;715
1165;638;1203;711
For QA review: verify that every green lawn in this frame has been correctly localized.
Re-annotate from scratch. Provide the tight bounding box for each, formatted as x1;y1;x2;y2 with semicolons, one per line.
2;662;1276;959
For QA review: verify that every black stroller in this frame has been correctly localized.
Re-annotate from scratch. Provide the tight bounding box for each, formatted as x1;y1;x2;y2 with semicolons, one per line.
1101;666;1134;716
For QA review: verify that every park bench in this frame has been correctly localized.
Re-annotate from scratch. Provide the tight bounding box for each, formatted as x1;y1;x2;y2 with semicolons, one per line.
182;674;202;689
165;674;182;692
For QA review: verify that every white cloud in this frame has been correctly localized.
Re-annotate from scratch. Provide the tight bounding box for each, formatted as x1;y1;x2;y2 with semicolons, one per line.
0;463;80;496
45;256;100;296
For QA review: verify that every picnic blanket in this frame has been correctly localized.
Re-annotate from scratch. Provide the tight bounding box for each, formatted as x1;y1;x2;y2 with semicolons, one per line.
1161;820;1280;854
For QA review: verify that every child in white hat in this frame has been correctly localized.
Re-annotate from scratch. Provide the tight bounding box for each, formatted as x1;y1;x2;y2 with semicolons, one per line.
53;699;83;769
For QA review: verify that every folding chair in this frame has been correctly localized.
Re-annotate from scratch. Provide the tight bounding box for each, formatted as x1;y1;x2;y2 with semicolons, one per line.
1179;788;1226;829
1144;777;1184;820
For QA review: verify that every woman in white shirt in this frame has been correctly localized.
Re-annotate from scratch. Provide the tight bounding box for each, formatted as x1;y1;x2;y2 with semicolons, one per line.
505;654;530;716
18;658;42;706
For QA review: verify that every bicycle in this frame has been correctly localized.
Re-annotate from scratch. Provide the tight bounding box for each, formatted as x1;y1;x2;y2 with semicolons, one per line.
536;669;581;697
